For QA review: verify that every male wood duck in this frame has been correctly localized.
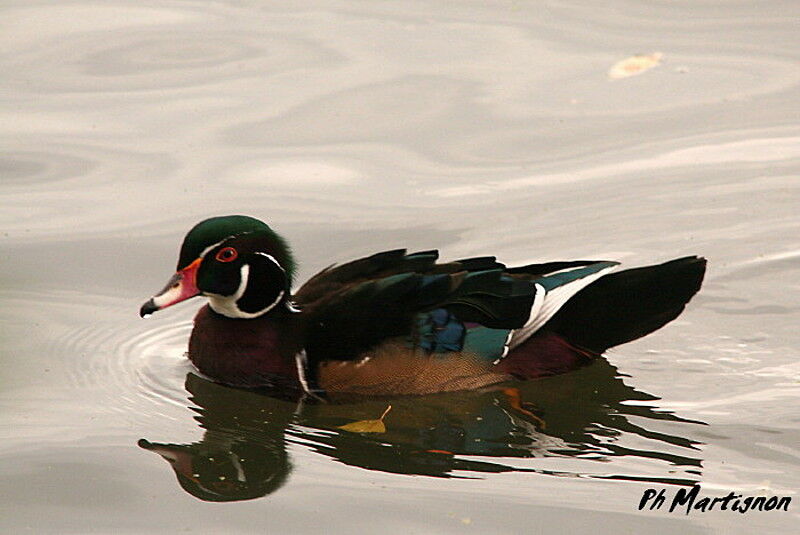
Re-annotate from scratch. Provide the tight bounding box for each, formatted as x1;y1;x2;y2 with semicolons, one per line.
140;215;706;397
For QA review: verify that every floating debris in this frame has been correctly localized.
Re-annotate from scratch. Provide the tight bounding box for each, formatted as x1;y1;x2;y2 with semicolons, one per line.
337;405;392;434
608;52;663;79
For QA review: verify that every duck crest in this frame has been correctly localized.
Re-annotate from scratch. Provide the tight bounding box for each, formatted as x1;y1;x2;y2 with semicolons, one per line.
178;215;293;272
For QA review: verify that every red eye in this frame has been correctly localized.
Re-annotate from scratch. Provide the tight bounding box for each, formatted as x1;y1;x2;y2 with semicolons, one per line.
215;247;238;262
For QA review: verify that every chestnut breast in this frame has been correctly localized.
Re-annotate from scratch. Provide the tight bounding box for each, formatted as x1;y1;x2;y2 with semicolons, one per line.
188;305;300;388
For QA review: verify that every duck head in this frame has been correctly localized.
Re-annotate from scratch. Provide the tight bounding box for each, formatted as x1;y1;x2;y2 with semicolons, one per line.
140;215;295;319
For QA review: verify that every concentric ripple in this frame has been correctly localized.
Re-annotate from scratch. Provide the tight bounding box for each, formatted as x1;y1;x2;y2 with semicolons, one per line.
7;290;199;424
71;322;193;417
66;319;194;409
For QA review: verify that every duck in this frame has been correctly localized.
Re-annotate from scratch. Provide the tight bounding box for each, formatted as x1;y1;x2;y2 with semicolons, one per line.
140;215;706;397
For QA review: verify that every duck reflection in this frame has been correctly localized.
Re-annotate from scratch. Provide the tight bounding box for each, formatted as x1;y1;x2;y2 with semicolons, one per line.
140;360;704;501
138;374;294;501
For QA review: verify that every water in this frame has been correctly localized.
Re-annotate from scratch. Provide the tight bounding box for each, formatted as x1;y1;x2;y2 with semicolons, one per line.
2;1;799;533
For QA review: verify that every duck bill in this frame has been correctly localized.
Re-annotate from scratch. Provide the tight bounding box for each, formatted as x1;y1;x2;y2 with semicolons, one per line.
138;439;198;481
140;258;202;317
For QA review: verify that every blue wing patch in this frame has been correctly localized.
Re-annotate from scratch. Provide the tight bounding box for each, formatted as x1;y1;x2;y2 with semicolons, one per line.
411;308;512;362
414;308;465;352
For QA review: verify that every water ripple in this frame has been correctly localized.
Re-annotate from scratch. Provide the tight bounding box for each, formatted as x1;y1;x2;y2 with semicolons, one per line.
26;291;197;420
2;5;339;93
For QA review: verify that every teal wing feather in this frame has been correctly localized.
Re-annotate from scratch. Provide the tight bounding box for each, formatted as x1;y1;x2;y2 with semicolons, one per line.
295;249;619;364
294;250;535;363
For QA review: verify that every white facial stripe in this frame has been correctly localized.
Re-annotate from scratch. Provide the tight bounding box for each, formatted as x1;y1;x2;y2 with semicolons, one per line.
207;264;250;318
254;252;285;273
207;262;286;319
254;253;293;314
198;229;264;259
199;236;232;259
240;289;285;318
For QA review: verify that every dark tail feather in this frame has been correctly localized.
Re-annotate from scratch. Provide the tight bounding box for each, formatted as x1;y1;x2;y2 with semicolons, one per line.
544;256;706;353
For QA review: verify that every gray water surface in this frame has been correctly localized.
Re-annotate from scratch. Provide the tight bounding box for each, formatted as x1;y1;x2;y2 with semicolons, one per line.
1;1;799;533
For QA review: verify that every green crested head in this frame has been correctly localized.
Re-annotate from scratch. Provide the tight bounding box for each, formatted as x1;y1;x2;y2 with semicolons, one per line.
178;215;295;282
141;215;297;320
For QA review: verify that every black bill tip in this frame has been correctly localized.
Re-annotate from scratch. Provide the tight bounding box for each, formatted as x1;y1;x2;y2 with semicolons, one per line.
140;299;158;318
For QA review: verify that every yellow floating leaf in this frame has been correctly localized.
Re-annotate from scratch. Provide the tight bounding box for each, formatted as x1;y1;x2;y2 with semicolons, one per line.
337;405;392;434
337;419;386;433
608;52;663;80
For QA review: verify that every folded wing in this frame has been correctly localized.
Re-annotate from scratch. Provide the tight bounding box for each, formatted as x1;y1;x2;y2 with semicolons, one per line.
293;250;618;364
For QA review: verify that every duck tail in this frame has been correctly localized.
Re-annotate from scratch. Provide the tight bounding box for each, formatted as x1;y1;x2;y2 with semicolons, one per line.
543;256;707;354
